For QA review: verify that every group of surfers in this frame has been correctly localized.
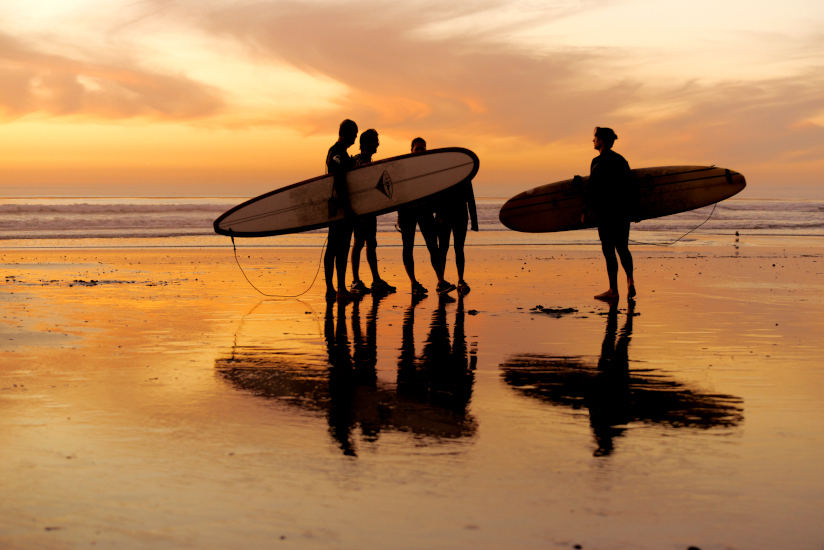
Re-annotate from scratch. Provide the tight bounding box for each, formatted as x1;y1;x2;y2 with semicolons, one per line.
324;119;478;302
324;120;636;302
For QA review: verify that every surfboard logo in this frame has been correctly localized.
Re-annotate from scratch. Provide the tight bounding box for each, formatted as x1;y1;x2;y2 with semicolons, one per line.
376;171;393;199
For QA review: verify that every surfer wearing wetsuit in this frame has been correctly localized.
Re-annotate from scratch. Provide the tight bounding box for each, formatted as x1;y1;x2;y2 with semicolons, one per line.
350;129;396;295
582;127;636;300
398;137;455;296
435;179;478;295
325;119;358;301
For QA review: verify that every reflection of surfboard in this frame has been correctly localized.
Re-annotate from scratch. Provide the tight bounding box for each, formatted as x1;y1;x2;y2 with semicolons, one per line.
215;147;479;237
499;166;746;233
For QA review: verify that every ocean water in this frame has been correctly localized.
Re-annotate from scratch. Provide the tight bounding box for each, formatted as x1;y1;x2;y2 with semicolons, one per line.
0;197;821;248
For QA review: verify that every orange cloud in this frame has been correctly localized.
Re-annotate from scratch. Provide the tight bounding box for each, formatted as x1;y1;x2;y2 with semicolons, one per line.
1;0;822;197
0;31;224;121
190;1;824;193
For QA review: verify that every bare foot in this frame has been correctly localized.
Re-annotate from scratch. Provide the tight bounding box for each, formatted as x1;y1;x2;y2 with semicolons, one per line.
594;289;619;300
627;284;636;298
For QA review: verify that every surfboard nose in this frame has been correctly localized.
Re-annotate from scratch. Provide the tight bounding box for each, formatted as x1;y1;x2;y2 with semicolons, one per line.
726;169;746;197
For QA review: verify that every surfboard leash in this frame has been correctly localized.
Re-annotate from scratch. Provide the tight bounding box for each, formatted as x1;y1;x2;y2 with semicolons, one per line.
629;202;718;247
230;235;328;298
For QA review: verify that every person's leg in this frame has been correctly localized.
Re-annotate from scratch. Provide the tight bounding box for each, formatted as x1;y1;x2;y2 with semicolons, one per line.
335;223;355;299
351;224;365;283
453;214;468;282
615;221;635;296
435;214;452;279
596;225;619;299
603;241;619;290
349;221;370;293
418;212;452;292
399;212;426;294
365;217;380;282
324;226;338;298
366;217;395;292
401;221;417;284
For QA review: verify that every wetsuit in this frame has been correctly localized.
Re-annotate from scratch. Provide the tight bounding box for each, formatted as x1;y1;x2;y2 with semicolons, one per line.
585;149;635;290
352;153;377;243
324;141;354;292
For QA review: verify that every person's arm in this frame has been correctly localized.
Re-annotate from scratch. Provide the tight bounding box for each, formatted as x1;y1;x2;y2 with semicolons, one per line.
466;181;478;231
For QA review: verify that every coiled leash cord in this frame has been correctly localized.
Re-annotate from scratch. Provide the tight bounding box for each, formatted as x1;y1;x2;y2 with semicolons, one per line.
629;203;718;246
231;235;328;298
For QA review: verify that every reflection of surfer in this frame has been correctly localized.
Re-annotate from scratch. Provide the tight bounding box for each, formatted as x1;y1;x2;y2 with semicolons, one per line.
588;300;633;456
324;298;378;456
350;129;397;296
217;292;480;456
582;127;636;300
436;177;478;295
499;299;743;457
323;292;476;454
397;294;475;417
325;119;358;301
398;138;456;296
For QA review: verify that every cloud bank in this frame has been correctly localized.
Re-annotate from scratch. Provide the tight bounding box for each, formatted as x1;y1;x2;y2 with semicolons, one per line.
192;0;824;172
2;0;823;194
0;31;224;121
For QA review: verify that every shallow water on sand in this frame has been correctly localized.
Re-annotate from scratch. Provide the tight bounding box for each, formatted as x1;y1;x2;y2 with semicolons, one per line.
1;245;823;549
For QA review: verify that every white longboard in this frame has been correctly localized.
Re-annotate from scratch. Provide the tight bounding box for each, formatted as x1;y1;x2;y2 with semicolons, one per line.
499;166;746;233
215;147;479;237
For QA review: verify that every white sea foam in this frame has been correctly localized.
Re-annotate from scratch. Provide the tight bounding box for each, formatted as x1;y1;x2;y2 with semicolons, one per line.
0;197;820;246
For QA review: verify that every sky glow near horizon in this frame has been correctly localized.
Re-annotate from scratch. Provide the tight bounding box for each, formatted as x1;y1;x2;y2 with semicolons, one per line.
0;0;822;197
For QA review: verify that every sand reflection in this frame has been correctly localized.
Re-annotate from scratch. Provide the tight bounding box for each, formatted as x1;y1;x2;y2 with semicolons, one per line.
501;300;744;457
216;294;477;456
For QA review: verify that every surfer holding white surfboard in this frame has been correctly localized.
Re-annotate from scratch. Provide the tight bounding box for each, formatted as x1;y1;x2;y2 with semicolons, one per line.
324;119;359;301
582;127;636;301
350;129;396;295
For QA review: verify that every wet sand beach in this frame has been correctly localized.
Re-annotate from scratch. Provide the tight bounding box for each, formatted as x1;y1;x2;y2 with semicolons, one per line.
1;240;823;549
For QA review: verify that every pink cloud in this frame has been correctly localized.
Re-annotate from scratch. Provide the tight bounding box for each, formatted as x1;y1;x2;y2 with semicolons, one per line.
195;0;824;172
0;32;224;120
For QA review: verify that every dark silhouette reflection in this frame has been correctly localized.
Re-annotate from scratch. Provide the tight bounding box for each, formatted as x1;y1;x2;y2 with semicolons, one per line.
217;294;477;457
397;294;477;429
500;300;743;457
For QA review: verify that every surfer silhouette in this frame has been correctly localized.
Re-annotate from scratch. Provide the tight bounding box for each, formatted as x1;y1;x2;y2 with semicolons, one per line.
436;176;478;295
582;127;636;300
397;137;456;296
349;129;396;296
325;119;358;301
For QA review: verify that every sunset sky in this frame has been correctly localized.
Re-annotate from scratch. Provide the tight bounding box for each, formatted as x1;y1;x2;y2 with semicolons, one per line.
1;0;822;198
